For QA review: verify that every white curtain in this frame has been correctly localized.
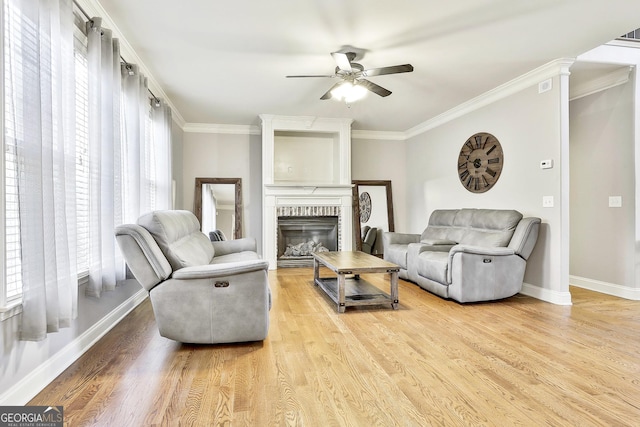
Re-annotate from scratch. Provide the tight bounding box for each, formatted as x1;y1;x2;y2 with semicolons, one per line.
4;0;78;341
121;63;148;222
85;17;125;298
121;64;173;221
5;4;173;339
151;100;173;210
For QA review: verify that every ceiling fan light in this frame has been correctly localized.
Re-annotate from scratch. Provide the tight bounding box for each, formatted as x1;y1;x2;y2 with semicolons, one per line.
329;82;350;100
346;84;367;103
330;82;367;103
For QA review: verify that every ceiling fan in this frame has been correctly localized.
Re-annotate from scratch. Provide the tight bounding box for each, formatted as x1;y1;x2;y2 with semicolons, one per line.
286;51;414;101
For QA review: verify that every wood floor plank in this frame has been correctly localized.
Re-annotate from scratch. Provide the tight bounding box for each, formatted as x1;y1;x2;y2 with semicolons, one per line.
28;269;640;426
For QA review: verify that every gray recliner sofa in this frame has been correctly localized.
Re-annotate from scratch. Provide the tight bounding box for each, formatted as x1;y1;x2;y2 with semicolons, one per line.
383;209;540;303
115;210;270;344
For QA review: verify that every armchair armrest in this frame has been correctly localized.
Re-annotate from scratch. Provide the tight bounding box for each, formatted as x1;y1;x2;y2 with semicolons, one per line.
449;244;515;257
115;224;172;291
447;245;516;285
212;237;257;257
173;259;269;280
508;217;541;260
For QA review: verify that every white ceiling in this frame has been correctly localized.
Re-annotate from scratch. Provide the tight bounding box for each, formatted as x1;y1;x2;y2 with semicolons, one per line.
95;0;640;131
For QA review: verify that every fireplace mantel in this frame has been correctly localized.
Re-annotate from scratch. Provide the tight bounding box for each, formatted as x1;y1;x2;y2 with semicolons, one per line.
260;115;354;269
264;183;353;196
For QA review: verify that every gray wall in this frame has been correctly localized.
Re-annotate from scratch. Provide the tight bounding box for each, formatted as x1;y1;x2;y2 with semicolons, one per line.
351;138;407;233
181;132;263;253
570;82;635;287
404;76;565;296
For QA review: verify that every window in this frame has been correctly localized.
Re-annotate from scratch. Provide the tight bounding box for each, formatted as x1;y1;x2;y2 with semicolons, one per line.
1;2;90;310
619;28;640;41
2;0;30;308
73;11;90;280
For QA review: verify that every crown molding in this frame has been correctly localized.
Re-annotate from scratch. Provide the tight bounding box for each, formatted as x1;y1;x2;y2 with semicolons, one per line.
405;58;575;139
607;39;640;49
181;124;407;141
259;114;353;130
351;130;406;141
183;123;261;135
569;65;633;101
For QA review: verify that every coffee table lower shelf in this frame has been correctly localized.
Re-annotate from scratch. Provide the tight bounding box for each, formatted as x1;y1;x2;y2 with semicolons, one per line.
314;276;398;312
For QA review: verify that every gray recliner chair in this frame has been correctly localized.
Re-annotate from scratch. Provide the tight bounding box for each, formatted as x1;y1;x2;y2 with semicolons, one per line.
361;226;378;254
115;210;270;344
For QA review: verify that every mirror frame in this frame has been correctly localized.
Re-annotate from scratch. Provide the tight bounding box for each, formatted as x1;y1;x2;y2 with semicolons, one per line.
352;180;395;253
194;177;243;239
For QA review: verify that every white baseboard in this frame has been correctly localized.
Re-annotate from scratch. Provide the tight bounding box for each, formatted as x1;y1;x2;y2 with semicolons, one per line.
0;289;148;406
570;275;640;300
520;282;573;305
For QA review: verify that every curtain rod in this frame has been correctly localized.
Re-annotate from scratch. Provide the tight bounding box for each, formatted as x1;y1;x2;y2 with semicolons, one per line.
73;0;161;106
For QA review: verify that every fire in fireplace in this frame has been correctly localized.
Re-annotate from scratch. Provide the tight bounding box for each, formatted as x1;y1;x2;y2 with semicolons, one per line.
277;216;339;267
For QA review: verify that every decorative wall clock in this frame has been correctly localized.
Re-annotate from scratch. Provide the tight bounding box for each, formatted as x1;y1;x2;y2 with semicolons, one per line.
359;192;372;223
457;132;504;193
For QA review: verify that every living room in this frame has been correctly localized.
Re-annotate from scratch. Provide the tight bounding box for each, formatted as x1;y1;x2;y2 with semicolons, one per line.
2;0;640;425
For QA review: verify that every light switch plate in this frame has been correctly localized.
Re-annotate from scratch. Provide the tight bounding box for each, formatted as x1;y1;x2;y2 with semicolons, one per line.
543;196;554;208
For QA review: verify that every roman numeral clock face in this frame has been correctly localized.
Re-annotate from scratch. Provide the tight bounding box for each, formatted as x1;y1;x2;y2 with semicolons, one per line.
457;132;503;193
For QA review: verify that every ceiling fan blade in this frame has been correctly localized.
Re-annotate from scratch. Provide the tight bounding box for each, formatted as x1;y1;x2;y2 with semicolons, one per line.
360;64;414;77
331;52;353;72
320;82;343;100
357;79;392;97
286;74;335;78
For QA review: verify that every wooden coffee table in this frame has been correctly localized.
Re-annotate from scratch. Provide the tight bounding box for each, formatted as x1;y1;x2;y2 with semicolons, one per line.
312;251;400;313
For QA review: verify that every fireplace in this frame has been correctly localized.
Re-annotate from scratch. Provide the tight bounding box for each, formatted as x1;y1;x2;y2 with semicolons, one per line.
261;115;354;269
274;205;342;268
277;216;339;267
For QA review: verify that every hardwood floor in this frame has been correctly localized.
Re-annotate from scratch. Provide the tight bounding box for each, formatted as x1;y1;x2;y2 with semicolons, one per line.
30;268;640;426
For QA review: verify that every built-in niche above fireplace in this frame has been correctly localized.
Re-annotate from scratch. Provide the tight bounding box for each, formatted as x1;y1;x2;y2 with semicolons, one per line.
261;115;354;269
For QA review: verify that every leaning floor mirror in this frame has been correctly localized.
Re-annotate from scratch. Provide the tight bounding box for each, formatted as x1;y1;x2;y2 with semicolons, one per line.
352;180;395;257
194;177;243;241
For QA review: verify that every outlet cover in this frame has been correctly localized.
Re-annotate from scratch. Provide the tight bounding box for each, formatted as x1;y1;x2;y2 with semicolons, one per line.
540;159;553;169
609;196;622;208
543;196;554;208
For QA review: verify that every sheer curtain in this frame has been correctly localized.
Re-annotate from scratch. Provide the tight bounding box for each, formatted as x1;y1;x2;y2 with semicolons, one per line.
4;0;78;341
84;17;172;296
121;64;173;221
5;4;173;339
151;99;173;211
121;63;148;222
84;17;125;298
